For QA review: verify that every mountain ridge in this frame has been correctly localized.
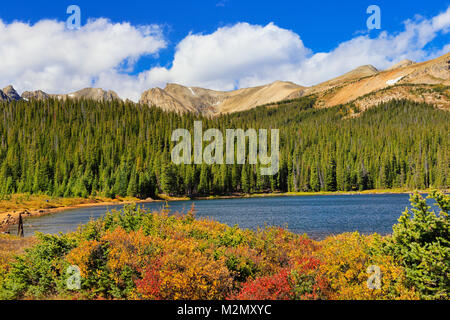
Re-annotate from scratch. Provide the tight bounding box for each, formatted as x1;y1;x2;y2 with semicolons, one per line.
2;52;449;113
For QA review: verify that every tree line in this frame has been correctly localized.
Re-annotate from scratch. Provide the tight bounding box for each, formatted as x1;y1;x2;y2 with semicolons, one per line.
0;96;448;198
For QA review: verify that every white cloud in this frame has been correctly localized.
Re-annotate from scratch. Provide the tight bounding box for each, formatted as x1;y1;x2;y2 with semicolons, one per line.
1;6;449;102
0;18;166;97
98;6;450;100
95;22;310;100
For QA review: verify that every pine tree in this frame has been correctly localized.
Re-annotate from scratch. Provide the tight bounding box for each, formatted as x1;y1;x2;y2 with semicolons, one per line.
325;158;337;191
198;163;210;194
310;165;320;192
160;161;177;195
241;165;250;193
127;171;138;197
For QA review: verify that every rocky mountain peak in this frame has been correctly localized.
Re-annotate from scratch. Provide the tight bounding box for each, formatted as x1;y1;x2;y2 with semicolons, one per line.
2;85;22;101
21;90;49;100
64;88;121;101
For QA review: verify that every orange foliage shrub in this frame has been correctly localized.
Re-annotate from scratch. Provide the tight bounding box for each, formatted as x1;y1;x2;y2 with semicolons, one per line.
66;240;102;277
155;238;233;300
290;255;327;300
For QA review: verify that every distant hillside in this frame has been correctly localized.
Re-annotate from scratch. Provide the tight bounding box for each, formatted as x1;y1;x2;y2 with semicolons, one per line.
306;52;449;109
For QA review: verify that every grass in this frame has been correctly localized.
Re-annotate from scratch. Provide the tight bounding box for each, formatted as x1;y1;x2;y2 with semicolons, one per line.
0;234;37;266
157;194;191;201
0;193;146;214
0;234;36;255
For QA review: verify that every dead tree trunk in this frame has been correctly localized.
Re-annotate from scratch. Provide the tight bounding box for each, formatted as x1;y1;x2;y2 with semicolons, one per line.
17;212;24;237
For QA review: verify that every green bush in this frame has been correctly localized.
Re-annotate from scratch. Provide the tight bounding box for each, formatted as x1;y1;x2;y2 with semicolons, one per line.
0;233;77;299
381;191;449;299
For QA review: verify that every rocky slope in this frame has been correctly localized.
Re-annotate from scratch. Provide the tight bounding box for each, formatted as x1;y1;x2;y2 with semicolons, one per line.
54;88;121;102
386;59;415;70
0;90;10;102
21;90;49;100
293;52;449;110
1;85;22;102
2;85;22;101
139;81;304;115
26;88;121;102
139;84;222;115
2;86;121;103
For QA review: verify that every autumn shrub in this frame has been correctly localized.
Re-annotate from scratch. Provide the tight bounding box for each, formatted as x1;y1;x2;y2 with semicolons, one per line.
229;269;294;300
0;255;9;290
0;234;37;290
214;225;248;247
253;227;296;270
316;232;418;300
290;256;327;300
228;229;326;300
66;226;162;299
102;228;161;298
221;246;262;282
156;238;233;300
134;260;162;300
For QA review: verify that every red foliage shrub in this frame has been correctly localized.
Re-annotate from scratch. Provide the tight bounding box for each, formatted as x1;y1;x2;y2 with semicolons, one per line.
229;269;294;300
289;255;328;300
134;260;162;300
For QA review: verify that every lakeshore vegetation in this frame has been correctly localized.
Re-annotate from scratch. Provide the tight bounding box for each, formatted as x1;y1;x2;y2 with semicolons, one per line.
0;191;448;300
0;96;448;201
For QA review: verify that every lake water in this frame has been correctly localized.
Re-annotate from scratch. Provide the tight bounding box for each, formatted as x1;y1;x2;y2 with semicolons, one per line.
7;194;435;240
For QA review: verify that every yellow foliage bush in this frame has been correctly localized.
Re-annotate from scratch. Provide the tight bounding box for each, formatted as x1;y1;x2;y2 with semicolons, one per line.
102;227;159;276
316;232;418;300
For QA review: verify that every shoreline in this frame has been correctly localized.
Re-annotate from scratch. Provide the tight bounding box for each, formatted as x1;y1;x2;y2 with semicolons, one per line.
0;188;445;233
0;197;161;233
191;188;449;200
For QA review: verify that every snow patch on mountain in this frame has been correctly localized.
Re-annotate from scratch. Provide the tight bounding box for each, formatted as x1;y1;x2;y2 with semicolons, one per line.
386;76;404;85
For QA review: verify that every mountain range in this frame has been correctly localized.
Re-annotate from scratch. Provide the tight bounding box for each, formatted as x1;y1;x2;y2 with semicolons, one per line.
1;52;449;114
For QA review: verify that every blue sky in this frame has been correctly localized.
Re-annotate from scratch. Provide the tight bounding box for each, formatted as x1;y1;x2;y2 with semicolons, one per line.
0;0;449;100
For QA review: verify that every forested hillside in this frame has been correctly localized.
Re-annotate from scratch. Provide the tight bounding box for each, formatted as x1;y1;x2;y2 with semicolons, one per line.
0;97;448;198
